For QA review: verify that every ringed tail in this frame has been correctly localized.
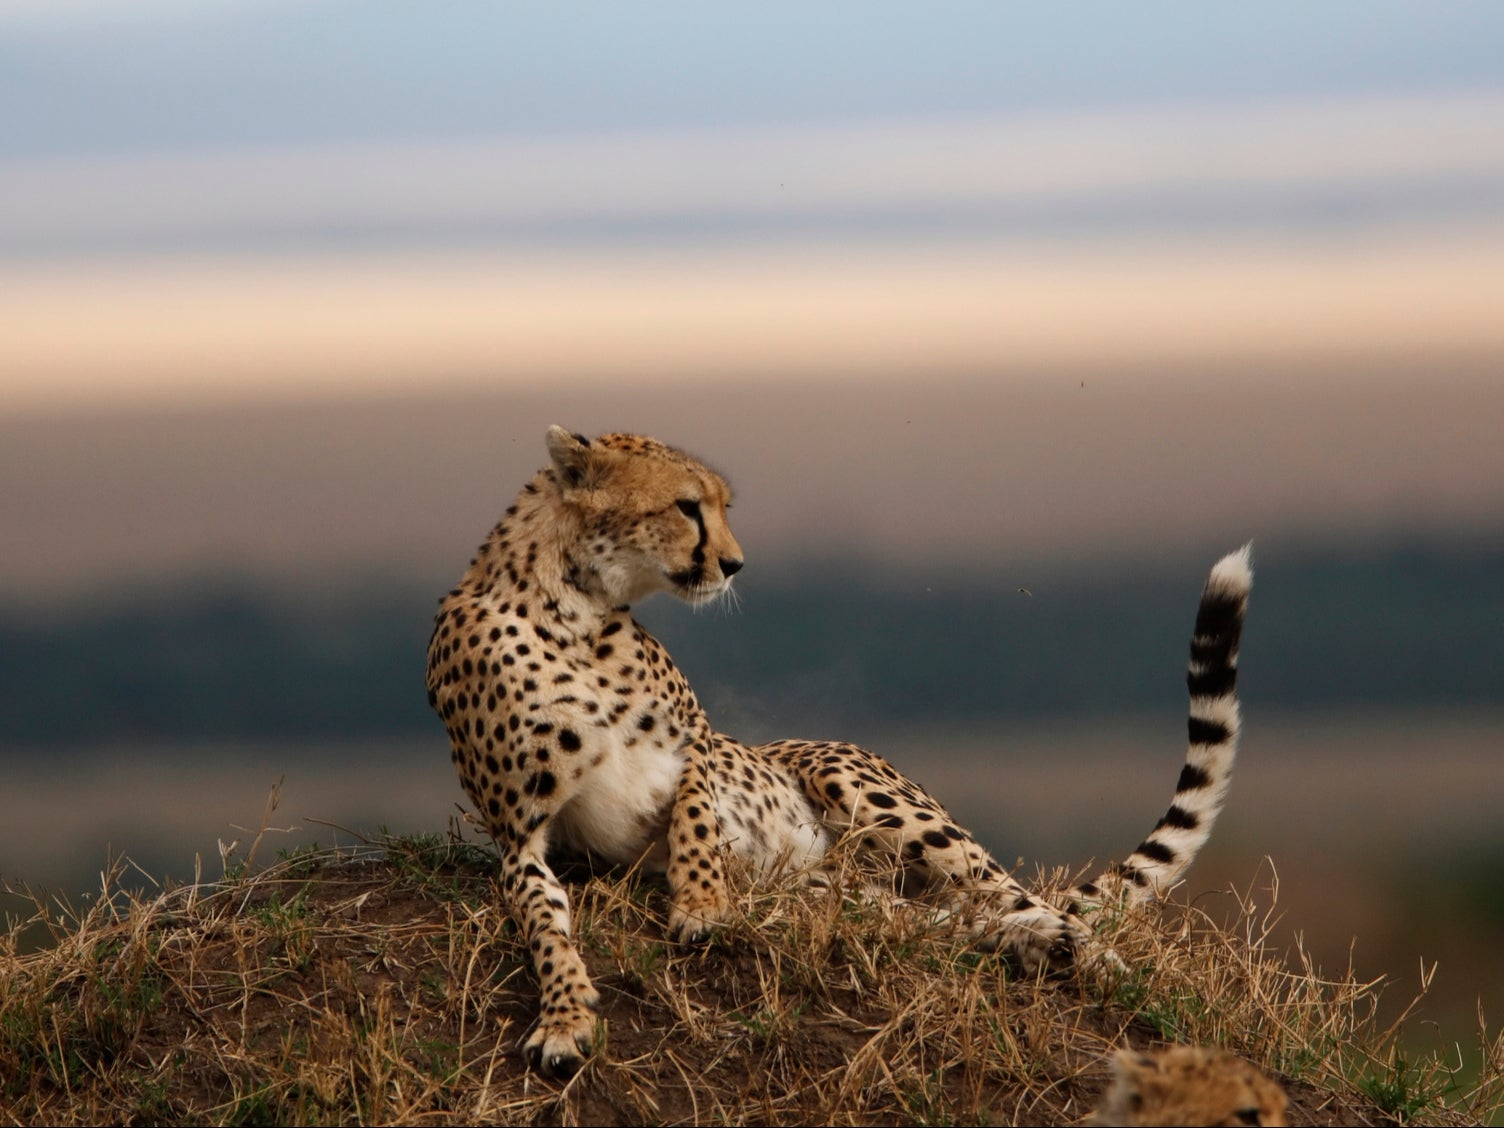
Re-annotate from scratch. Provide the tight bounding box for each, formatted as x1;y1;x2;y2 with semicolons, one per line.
1079;543;1253;907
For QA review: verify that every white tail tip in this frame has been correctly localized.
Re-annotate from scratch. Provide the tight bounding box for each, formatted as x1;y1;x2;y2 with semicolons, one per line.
1208;542;1254;593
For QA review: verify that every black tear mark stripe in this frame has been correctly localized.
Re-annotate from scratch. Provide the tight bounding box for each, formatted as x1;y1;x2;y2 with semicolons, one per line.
669;501;710;588
687;505;708;568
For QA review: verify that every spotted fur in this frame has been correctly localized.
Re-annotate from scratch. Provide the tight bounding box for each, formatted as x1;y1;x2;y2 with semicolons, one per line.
1091;1046;1289;1127
426;426;1252;1076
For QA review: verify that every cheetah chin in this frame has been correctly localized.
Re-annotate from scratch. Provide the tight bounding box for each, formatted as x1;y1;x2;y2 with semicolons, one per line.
426;426;1252;1077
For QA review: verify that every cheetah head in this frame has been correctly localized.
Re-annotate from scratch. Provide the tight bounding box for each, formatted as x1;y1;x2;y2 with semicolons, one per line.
546;425;744;608
1092;1046;1289;1127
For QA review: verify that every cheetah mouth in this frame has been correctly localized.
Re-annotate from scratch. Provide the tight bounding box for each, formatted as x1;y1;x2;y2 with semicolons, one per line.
667;569;731;605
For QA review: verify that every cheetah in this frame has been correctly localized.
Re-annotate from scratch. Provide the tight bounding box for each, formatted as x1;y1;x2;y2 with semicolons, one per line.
1090;1046;1289;1126
425;426;1252;1077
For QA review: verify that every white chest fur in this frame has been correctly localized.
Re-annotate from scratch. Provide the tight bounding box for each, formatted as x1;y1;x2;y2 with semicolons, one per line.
549;737;683;869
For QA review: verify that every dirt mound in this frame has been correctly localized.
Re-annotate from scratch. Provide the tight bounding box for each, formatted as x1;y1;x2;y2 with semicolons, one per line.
2;830;1492;1125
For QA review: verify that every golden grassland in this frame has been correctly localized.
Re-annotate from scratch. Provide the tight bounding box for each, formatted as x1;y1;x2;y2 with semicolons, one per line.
2;810;1500;1127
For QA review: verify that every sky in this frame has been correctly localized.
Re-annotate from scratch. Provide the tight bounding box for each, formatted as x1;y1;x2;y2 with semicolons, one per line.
1;2;1502;589
5;3;1504;156
4;4;1503;407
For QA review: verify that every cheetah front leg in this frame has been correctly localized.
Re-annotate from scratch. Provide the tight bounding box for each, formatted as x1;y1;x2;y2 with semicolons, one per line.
500;835;601;1077
665;730;730;941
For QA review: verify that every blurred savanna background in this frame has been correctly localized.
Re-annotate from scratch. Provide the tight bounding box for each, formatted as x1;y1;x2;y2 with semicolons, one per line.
2;0;1501;1075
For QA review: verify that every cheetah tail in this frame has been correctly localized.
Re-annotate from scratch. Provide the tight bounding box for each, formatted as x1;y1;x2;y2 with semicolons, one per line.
1077;543;1253;909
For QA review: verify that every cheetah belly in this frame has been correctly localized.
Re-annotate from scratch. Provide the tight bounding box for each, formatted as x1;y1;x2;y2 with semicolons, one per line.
549;739;683;870
713;745;832;873
721;793;830;873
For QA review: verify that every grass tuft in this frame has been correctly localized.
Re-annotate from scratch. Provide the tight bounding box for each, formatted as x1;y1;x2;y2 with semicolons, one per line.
1;829;1498;1126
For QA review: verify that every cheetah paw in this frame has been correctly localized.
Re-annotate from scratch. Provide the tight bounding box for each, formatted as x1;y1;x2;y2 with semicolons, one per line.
980;903;1093;976
521;1001;599;1078
667;891;729;943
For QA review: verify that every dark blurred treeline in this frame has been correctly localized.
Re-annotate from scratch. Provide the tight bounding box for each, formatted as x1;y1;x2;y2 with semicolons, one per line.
1;539;1499;752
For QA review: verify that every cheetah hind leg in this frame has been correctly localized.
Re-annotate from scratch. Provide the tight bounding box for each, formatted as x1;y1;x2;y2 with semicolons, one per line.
819;866;1117;976
760;739;1118;975
926;887;1129;977
967;899;1127;976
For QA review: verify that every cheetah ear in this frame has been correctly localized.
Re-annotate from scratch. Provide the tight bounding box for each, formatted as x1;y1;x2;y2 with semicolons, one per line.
1110;1049;1174;1106
1108;1049;1161;1090
545;425;599;491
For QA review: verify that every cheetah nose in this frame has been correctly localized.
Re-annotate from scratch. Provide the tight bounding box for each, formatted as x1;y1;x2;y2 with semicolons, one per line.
719;557;744;578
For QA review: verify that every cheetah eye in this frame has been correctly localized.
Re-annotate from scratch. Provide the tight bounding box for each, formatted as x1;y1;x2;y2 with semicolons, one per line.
676;499;701;519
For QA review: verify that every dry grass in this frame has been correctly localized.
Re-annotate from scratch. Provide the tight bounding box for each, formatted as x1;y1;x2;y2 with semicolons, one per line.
2;811;1500;1127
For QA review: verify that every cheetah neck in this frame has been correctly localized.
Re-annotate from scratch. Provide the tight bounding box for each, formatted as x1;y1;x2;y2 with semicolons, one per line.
459;471;616;643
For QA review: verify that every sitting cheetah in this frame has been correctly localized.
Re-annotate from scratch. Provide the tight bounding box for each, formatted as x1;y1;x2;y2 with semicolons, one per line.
1090;1046;1289;1126
425;427;1252;1076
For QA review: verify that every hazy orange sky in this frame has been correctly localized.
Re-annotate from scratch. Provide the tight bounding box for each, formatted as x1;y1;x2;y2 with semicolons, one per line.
3;224;1503;418
4;10;1502;595
4;86;1503;417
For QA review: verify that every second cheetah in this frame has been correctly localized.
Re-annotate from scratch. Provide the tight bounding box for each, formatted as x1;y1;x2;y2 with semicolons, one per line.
1090;1046;1289;1126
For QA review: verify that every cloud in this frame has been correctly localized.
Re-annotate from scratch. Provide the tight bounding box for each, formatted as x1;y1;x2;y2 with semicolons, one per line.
4;225;1502;415
2;90;1502;415
2;91;1502;256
